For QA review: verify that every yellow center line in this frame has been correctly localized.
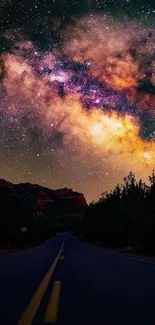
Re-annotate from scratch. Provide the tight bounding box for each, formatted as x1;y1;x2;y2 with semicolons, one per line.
45;281;61;323
17;242;63;325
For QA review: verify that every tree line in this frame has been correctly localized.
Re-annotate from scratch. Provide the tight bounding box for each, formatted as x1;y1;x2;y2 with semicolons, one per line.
77;171;155;255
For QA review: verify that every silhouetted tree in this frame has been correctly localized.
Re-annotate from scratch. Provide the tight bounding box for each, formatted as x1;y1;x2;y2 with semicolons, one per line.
78;170;155;255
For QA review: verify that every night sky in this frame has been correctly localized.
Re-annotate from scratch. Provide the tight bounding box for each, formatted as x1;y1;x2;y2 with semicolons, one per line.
1;0;155;202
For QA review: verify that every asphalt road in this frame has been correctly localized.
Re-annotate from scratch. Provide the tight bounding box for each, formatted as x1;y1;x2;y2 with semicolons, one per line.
0;234;155;325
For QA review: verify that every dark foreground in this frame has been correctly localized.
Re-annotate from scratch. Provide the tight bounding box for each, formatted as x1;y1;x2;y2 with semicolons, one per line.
0;234;155;325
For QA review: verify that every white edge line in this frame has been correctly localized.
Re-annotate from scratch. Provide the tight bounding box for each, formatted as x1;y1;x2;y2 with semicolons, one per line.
103;249;155;265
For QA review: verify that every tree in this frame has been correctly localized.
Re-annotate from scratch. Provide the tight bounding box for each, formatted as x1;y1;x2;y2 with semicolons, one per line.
78;170;155;255
149;170;155;185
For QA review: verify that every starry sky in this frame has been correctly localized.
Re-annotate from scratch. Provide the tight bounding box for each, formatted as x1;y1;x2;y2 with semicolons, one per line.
1;0;155;202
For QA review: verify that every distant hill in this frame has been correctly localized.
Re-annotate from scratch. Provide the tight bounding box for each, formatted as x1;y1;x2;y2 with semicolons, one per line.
0;178;87;248
0;178;87;214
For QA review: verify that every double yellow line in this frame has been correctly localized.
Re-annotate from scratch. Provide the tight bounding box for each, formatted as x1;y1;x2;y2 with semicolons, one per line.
17;242;64;325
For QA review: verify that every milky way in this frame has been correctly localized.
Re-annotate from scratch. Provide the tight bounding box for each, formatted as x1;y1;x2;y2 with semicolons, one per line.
1;5;155;202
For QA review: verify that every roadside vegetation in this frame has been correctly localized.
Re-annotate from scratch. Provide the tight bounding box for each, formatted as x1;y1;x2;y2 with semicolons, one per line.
77;171;155;256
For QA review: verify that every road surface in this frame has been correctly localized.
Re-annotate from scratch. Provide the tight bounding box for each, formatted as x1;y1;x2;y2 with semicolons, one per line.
0;234;155;325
